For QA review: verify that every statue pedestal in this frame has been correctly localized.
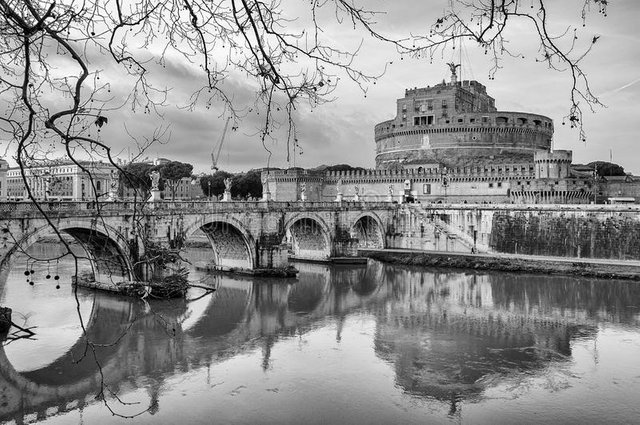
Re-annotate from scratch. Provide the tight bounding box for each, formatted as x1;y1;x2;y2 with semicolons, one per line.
335;193;343;202
147;189;162;203
222;191;231;202
353;194;360;202
262;191;271;202
387;195;393;203
300;193;306;202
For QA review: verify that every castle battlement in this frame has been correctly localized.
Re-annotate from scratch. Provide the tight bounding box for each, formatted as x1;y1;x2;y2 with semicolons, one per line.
266;162;538;182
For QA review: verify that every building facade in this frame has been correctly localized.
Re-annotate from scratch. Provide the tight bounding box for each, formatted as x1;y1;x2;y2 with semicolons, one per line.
1;160;117;202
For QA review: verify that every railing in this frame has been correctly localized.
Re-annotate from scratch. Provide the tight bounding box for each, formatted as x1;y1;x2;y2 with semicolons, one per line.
3;199;637;219
0;200;398;218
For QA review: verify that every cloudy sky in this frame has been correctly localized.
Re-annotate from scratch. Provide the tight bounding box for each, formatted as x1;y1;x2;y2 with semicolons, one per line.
6;0;639;175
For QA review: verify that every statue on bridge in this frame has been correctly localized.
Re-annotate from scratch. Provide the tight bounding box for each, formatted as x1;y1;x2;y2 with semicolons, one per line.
150;170;161;190
353;185;360;202
335;178;343;202
108;171;119;201
300;182;307;202
148;170;162;202
223;177;233;202
261;173;271;201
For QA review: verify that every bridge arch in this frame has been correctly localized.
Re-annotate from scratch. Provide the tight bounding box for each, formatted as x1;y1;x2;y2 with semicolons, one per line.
350;212;385;250
284;213;332;261
184;217;255;269
1;218;134;281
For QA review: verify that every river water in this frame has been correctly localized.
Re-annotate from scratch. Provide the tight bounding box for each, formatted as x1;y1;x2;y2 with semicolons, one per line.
1;244;640;424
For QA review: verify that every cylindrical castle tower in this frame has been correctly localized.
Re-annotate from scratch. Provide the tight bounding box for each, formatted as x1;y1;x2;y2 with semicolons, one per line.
374;70;554;170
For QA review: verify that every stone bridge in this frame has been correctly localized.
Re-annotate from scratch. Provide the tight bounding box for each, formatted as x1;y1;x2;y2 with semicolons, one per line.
0;201;397;281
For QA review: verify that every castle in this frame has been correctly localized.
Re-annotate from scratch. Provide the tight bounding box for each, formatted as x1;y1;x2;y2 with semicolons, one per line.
262;67;605;204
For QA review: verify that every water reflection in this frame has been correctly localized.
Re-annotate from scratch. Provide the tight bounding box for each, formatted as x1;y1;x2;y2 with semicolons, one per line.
1;247;639;423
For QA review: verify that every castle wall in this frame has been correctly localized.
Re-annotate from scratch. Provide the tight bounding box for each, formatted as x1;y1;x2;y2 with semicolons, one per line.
264;166;593;205
600;180;640;203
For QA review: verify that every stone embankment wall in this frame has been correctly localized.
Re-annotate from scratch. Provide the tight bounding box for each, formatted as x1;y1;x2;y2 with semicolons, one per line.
392;204;640;261
490;212;640;260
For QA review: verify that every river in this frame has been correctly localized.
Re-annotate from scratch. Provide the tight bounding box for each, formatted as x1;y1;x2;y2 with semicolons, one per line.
1;244;639;424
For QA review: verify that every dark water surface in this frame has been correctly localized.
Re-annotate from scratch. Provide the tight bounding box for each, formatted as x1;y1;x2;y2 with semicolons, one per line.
1;245;640;424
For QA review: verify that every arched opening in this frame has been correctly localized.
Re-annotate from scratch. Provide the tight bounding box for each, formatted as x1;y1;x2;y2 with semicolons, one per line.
286;217;331;261
198;221;254;270
351;215;384;250
1;224;133;285
63;227;131;280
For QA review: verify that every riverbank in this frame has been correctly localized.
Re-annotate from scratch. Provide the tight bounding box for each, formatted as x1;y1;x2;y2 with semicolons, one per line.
360;249;640;280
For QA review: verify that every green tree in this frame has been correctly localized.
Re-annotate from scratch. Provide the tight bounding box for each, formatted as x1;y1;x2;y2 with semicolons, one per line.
154;161;194;201
119;162;157;198
231;170;263;200
200;171;232;198
588;161;626;177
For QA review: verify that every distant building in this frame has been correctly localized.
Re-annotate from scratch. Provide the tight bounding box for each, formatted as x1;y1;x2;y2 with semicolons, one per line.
0;158;9;200
0;159;117;202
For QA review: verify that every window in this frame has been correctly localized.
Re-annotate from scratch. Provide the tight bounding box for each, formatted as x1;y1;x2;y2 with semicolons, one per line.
497;182;502;188
414;116;433;125
423;184;431;194
488;183;494;188
470;118;476;123
442;100;448;108
457;118;464;123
